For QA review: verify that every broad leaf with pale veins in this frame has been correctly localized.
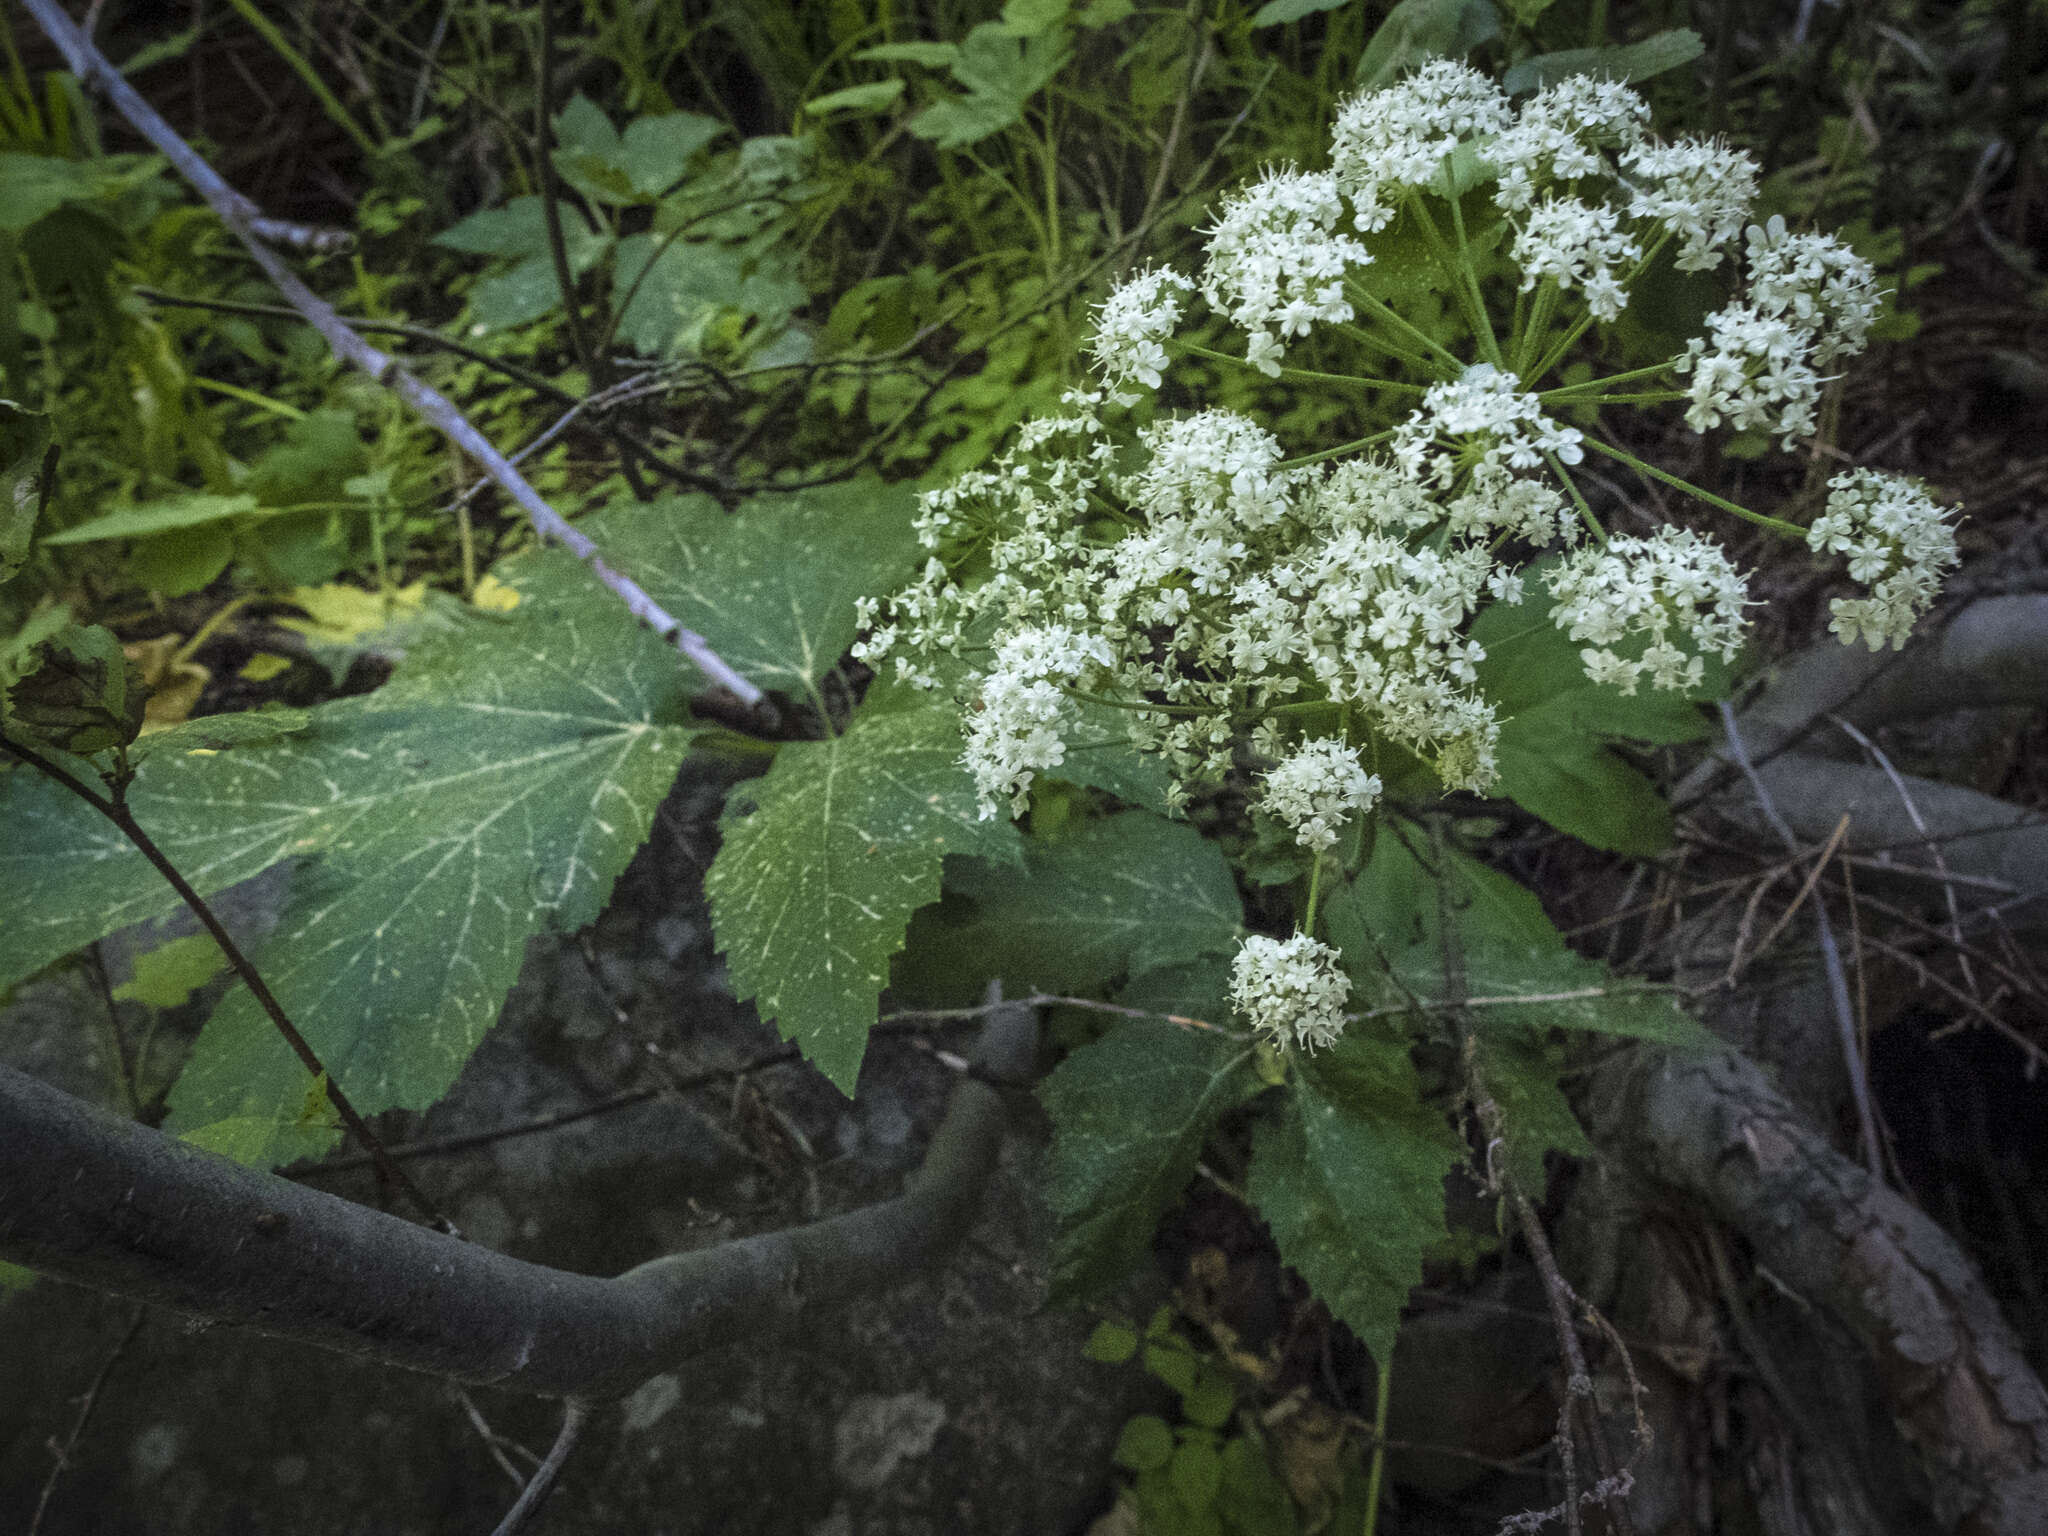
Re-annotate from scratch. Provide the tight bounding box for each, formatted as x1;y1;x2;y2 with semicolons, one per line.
1247;1026;1462;1360
1;545;701;1164
1322;830;1707;1047
705;689;1020;1092
1041;1017;1265;1301
588;477;919;699
902;811;1242;1002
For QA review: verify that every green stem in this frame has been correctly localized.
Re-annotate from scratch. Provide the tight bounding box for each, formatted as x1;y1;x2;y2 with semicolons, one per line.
1578;436;1807;537
1278;428;1397;469
1060;687;1206;718
1344;281;1466;374
1527;228;1672;381
1363;1357;1393;1536
1441;175;1504;369
1545;449;1605;541
1547;389;1692;407
1303;854;1324;935
1180;343;1425;394
1336;321;1436;375
1513;276;1560;380
1537;361;1676;399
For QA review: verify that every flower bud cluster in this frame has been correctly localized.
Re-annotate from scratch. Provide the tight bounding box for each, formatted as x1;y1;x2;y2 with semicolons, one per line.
1806;469;1959;650
1230;933;1351;1052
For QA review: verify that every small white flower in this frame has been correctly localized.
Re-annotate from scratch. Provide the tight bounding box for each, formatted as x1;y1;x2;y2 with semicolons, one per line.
1619;135;1757;271
1808;469;1958;650
1742;215;1881;366
1332;60;1513;229
1512;195;1642;322
1393;364;1584;486
1260;737;1382;851
1229;932;1352;1051
1089;267;1194;392
1200;167;1370;375
963;626;1115;818
1545;527;1750;691
1490;74;1650;212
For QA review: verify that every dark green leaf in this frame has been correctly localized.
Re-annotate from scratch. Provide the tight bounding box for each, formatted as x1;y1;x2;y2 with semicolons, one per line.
620;112;725;196
1041;1017;1263;1301
1354;0;1501;90
0;401;53;584
39;492;260;545
1502;28;1704;96
1470;582;1721;854
1250;0;1349;27
920;812;1242;1000
4;623;144;755
1247;1027;1462;1360
1473;1028;1590;1192
127;706;310;764
705;693;1020;1092
1322;831;1709;1047
1114;1416;1176;1473
802;80;907;117
585;479;918;697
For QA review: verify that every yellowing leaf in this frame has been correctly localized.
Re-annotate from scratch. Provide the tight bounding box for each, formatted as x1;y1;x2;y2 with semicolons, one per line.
112;932;227;1008
239;652;293;682
278;581;426;645
470;573;522;613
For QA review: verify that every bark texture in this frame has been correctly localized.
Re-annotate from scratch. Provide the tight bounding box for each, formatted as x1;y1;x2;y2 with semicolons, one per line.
1590;1046;2048;1536
0;1001;1036;1401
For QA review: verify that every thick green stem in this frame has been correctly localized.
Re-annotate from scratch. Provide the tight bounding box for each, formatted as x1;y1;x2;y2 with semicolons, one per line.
1363;1357;1394;1536
1579;436;1807;538
1344;281;1465;374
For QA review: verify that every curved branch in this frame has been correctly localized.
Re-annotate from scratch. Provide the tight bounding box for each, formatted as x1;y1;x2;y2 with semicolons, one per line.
0;1001;1037;1402
1594;1046;2048;1535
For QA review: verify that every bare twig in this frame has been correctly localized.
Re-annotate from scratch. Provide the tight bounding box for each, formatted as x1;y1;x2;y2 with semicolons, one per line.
1716;702;1882;1180
1830;714;1982;1003
21;0;762;708
27;1305;147;1536
489;1398;590;1536
1727;814;1852;984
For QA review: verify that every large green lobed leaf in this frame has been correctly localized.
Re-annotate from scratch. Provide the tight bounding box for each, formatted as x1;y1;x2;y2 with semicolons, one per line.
585;478;918;700
1247;1027;1463;1361
1041;1017;1265;1302
705;689;1020;1092
901;810;1242;1002
1;546;702;1164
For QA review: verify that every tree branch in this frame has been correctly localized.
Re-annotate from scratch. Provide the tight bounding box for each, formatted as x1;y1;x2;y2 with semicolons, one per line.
0;995;1037;1402
17;0;762;709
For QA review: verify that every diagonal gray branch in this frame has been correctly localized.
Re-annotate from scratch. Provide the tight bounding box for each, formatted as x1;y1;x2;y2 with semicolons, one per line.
18;0;763;710
0;1000;1037;1401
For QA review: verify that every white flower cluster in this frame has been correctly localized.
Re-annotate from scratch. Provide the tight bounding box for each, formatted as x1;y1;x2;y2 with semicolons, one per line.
1392;364;1584;486
1261;737;1382;851
1229;932;1351;1052
1090;266;1193;394
1545;527;1751;693
1806;469;1959;650
1678;214;1883;446
1087;63;1772;397
860;65;1952;1044
1512;195;1642;321
1331;59;1513;228
1199;168;1370;377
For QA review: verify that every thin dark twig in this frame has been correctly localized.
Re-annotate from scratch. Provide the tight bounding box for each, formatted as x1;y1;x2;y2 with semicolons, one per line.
27;1305;147;1536
531;0;649;500
20;0;761;704
489;1398;590;1536
1716;702;1883;1179
0;735;455;1234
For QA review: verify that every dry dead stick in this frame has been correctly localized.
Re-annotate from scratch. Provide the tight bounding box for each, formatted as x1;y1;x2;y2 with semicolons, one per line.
27;1305;147;1536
